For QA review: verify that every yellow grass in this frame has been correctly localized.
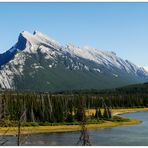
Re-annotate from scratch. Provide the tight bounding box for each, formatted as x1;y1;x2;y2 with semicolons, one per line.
0;119;141;136
86;108;148;116
0;108;147;136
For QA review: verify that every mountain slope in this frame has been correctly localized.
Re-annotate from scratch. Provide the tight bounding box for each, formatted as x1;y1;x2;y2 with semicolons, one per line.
0;31;148;91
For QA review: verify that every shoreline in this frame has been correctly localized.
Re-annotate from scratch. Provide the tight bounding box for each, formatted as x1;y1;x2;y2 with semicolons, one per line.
112;108;148;115
0;108;148;136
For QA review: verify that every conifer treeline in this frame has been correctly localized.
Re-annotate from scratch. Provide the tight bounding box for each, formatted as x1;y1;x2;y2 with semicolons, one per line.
0;91;148;122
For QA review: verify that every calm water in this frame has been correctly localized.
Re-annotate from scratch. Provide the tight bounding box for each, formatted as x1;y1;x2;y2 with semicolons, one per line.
2;111;148;146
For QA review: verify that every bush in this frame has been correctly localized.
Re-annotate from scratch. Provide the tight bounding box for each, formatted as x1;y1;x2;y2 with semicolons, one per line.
111;116;130;122
0;120;18;127
66;113;74;122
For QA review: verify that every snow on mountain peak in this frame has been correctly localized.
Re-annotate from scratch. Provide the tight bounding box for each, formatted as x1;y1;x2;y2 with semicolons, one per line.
63;43;148;76
2;31;148;79
15;31;62;54
4;31;148;78
21;31;42;45
1;30;148;90
143;66;148;72
33;31;61;48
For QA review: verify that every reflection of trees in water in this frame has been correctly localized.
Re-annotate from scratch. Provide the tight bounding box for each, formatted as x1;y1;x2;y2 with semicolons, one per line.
77;97;112;146
16;109;31;146
0;128;9;145
77;97;91;146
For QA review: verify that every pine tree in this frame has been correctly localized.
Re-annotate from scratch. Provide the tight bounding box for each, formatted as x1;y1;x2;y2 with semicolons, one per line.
107;107;112;119
103;108;109;119
98;108;102;118
95;107;100;120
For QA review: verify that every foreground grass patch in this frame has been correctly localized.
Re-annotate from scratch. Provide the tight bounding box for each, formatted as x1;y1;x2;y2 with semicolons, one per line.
0;117;141;136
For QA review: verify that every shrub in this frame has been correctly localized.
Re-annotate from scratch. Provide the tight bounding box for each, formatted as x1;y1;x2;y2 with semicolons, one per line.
111;116;130;122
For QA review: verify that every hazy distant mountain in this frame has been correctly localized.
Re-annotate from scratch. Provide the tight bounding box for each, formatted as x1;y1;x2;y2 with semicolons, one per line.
0;31;148;92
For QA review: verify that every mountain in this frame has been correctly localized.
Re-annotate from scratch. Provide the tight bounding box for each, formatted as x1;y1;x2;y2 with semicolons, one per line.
0;31;148;92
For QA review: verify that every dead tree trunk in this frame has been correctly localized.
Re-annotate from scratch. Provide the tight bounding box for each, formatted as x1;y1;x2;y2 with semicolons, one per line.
77;97;91;146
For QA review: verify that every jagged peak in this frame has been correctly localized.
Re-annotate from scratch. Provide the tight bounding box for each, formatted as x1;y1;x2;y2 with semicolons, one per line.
21;31;32;36
19;30;61;49
83;45;96;51
83;45;117;57
66;43;80;49
33;30;38;35
33;30;61;47
20;31;40;45
33;30;47;38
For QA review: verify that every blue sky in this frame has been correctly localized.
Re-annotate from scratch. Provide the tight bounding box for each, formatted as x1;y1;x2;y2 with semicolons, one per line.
0;2;148;68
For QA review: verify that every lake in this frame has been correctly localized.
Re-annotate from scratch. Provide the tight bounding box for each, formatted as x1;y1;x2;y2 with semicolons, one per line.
2;111;148;146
